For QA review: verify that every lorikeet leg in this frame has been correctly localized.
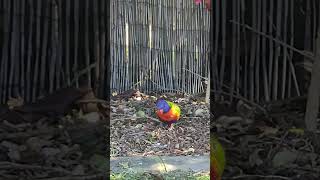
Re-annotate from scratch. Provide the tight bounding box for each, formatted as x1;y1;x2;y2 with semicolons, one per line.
161;122;167;127
168;123;174;130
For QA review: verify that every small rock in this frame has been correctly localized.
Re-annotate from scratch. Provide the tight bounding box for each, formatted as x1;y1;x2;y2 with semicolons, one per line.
175;144;180;149
72;165;85;175
8;150;20;161
41;147;61;158
135;124;143;128
1;141;19;150
26;137;51;153
136;110;145;118
194;108;206;117
135;97;142;101
83;112;100;123
272;150;298;167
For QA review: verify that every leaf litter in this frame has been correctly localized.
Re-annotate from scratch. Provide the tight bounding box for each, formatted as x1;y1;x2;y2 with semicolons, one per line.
0;87;106;179
110;91;210;157
213;96;320;179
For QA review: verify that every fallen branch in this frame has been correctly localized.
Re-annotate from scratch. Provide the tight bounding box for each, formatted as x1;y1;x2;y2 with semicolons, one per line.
39;173;105;180
0;161;72;175
229;174;290;180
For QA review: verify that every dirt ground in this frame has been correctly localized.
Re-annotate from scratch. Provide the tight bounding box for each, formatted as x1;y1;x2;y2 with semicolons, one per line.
110;92;210;157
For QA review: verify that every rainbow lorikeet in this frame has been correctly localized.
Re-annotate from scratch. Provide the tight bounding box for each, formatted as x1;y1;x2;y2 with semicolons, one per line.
211;135;226;180
155;99;181;129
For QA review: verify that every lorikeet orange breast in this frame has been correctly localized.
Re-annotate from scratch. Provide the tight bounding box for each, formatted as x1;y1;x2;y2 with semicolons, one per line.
155;99;181;127
210;135;226;180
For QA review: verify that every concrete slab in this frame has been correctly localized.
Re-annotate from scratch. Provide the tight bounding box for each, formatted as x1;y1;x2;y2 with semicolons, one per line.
110;155;210;173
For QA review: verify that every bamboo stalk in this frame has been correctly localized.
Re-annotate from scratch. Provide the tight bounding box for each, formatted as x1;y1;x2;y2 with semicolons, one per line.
236;0;240;96
84;0;91;88
20;0;26;99
261;0;269;101
14;0;21;98
9;0;20;98
304;0;311;51
268;0;274;97
281;0;289;99
65;0;71;86
32;0;42;101
56;0;63;89
272;0;283;100
93;0;100;95
26;0;34;102
230;0;237;102
219;0;226;98
49;0;58;93
255;0;261;102
312;0;317;54
0;0;11;103
99;0;106;97
249;0;256;102
39;0;49;96
73;0;79;88
106;0;111;100
240;0;248;99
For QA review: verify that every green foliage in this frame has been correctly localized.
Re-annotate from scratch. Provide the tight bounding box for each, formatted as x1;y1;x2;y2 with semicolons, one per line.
110;170;209;180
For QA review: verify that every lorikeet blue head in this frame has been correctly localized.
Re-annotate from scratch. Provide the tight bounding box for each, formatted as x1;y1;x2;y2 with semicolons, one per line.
156;99;170;113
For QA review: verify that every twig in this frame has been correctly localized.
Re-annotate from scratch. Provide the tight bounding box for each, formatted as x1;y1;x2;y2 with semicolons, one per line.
182;68;208;80
145;115;162;124
0;128;59;141
227;174;291;180
0;161;72;175
38;173;105;180
211;89;267;115
229;20;316;61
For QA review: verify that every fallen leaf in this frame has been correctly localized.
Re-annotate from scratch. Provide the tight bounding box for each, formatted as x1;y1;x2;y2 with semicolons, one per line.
136;110;145;118
272;150;298;167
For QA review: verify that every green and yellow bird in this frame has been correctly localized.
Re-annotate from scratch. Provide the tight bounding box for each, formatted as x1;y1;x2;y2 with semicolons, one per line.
210;135;226;180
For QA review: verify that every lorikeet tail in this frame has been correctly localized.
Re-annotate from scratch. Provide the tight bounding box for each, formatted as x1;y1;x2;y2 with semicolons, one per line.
210;135;225;180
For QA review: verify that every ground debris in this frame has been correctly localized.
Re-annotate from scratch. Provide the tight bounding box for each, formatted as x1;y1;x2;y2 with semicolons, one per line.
111;93;210;157
0;88;107;179
213;97;320;180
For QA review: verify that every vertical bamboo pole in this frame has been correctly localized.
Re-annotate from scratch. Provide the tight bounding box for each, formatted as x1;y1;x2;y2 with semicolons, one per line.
249;0;257;102
268;0;274;97
20;0;26;99
281;0;288;99
219;0;226;97
261;0;269;101
49;0;58;93
100;0;106;97
32;0;42;101
40;0;49;95
65;0;71;86
73;0;79;88
56;0;63;89
230;0;237;102
85;0;91;88
26;0;34;102
9;0;19;99
255;0;261;102
93;0;100;95
272;0;283;100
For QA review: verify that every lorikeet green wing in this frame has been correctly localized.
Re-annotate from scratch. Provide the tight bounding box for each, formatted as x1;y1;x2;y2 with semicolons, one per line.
210;135;225;180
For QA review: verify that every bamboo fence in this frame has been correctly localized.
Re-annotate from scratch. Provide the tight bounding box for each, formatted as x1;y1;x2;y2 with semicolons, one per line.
211;0;320;103
0;0;110;103
110;0;211;94
0;0;319;104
